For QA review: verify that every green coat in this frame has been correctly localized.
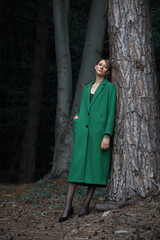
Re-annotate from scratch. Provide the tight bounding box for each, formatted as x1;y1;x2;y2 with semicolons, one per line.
68;78;116;186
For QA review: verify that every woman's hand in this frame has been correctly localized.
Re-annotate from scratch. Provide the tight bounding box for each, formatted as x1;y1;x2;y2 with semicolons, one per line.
74;115;79;119
101;134;110;150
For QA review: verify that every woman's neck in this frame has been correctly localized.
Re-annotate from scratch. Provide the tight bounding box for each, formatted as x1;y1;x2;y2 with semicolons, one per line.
95;75;105;84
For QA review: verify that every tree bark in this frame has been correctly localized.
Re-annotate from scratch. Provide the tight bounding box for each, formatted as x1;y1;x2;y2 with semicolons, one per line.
48;0;107;178
48;0;72;178
97;0;160;210
18;0;50;183
71;0;107;119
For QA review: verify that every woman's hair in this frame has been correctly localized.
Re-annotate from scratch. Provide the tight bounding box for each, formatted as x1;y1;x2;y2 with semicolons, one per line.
96;59;111;72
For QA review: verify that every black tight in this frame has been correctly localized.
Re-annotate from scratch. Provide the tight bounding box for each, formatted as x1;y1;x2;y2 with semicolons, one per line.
61;182;76;218
60;182;96;218
79;184;96;215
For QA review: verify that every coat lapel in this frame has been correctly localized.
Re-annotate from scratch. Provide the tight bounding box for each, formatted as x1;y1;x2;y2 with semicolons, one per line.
85;78;108;111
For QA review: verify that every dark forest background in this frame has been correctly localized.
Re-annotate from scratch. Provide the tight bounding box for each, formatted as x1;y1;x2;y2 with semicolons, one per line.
0;0;159;183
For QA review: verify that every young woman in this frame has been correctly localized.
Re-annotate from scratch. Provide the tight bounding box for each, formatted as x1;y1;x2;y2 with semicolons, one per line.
58;59;116;222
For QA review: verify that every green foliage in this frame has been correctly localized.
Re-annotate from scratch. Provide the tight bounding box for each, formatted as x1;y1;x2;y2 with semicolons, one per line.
9;179;106;203
0;186;4;192
14;180;58;202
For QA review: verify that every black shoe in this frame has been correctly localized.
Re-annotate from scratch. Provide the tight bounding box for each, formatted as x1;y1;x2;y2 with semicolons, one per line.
78;205;89;218
58;207;74;222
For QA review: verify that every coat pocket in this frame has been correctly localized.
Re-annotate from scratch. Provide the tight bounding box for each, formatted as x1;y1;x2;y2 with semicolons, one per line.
98;118;106;123
74;118;79;121
73;118;79;134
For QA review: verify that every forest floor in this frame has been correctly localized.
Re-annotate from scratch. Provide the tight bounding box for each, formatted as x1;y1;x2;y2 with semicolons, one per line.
0;178;160;240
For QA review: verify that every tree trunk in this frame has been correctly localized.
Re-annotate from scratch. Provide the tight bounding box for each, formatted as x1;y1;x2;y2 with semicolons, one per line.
71;0;107;118
18;0;50;183
48;0;107;178
49;0;72;178
97;0;160;210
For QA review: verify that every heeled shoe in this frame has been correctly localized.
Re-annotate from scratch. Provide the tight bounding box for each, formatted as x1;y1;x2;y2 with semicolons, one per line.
78;206;89;218
58;207;74;222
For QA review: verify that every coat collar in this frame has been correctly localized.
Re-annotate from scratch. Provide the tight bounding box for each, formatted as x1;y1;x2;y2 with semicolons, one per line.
85;78;108;111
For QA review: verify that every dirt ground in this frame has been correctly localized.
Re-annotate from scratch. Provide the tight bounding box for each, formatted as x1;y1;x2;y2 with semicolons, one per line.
0;178;160;240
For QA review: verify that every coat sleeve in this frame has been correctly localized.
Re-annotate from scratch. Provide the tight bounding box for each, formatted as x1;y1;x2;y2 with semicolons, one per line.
105;84;116;136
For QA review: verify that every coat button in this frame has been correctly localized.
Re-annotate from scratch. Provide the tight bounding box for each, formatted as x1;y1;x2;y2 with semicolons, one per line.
86;125;88;128
88;113;90;115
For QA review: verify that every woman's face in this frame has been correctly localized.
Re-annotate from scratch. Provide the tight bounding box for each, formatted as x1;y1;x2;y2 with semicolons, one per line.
95;60;109;77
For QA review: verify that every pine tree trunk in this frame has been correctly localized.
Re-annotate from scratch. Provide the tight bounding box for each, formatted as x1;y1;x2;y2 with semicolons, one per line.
18;0;50;183
71;0;107;118
47;0;107;178
97;0;160;210
48;0;72;178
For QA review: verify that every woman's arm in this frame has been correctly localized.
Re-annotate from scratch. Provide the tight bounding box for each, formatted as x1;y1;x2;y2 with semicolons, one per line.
105;84;116;136
101;84;116;150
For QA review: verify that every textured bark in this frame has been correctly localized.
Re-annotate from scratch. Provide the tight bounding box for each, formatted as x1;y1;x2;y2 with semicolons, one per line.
18;0;50;183
49;0;72;178
97;0;160;209
48;0;107;178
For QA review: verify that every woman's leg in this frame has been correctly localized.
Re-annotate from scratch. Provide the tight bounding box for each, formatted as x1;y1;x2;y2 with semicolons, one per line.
60;182;77;218
78;184;96;216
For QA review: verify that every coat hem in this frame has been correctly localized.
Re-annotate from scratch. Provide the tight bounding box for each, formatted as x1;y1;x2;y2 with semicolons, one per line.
67;179;107;188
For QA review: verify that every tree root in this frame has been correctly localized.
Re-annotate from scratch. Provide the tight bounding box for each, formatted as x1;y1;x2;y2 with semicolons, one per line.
96;201;121;211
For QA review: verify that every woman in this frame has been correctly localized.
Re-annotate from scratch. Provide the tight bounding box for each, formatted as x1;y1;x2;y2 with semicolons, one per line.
58;59;116;222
